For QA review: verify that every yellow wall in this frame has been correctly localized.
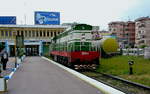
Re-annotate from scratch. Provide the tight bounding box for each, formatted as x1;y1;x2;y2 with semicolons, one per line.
0;27;65;40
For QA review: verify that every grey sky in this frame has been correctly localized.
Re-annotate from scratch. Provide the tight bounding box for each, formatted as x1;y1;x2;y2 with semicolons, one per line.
0;0;149;29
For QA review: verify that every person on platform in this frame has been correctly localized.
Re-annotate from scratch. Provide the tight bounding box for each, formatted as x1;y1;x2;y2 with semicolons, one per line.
1;51;8;70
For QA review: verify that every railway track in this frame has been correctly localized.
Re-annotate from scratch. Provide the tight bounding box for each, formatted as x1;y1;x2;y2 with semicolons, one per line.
80;71;150;94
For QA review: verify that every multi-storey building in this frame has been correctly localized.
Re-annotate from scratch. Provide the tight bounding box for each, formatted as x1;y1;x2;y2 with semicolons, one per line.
135;17;150;47
108;21;135;48
0;25;67;56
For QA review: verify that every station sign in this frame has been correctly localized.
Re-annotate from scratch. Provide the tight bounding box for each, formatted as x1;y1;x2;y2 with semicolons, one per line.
35;11;60;25
0;16;16;25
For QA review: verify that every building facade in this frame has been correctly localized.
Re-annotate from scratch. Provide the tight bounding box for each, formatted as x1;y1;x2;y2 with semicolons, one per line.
135;17;150;47
0;25;67;56
109;21;135;48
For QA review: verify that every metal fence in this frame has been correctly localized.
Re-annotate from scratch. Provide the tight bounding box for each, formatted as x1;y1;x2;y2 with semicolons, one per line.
122;48;144;56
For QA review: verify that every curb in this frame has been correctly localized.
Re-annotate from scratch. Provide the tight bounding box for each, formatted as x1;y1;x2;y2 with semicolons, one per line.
4;64;20;80
4;56;25;80
42;57;125;94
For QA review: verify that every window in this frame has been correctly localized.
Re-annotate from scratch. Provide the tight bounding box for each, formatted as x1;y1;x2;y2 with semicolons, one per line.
36;31;39;37
17;30;19;36
1;30;4;36
43;31;45;37
40;31;42;37
125;28;129;31
51;31;53;37
138;31;141;34
25;31;27;37
47;31;49;37
5;31;8;37
109;28;111;31
140;40;145;43
54;32;56;37
21;31;23;36
29;31;31;37
82;33;85;36
9;31;12;36
32;31;35;37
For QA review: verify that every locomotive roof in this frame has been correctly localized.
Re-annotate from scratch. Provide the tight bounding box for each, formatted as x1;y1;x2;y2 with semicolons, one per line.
52;24;93;40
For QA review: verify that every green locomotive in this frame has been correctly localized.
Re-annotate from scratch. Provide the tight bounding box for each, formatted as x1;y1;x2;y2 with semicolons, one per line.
50;24;118;70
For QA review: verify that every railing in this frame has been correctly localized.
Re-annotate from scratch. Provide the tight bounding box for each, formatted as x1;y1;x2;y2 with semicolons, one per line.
122;48;144;56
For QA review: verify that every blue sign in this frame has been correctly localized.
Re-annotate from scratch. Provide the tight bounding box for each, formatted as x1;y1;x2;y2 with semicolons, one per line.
0;16;16;24
35;11;60;25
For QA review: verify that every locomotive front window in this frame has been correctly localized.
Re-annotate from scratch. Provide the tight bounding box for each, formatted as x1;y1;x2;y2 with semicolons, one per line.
73;42;91;51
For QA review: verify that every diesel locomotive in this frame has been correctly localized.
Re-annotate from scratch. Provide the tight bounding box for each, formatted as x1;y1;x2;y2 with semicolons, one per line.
49;24;118;70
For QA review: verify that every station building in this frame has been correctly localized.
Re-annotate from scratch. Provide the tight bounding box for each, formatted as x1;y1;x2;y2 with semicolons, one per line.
0;25;67;56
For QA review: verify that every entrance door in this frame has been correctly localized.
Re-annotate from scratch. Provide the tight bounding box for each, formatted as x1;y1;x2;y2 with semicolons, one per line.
25;45;39;56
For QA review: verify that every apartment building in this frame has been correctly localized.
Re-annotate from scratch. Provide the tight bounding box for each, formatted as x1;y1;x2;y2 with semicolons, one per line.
135;17;150;47
109;21;135;48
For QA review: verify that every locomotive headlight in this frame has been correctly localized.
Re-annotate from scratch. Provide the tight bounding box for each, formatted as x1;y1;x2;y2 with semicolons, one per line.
81;52;89;55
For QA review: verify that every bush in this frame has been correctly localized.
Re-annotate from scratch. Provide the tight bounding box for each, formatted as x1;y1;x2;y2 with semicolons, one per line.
139;44;147;48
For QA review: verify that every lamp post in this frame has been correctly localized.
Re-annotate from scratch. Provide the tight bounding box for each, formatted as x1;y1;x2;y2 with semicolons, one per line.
13;31;17;68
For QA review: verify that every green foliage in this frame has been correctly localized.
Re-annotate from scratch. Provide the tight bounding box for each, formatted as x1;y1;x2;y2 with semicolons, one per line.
139;44;147;48
97;55;150;86
0;42;5;51
17;48;25;58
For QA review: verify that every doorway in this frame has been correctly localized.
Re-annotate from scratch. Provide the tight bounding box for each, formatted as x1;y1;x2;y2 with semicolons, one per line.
25;45;39;56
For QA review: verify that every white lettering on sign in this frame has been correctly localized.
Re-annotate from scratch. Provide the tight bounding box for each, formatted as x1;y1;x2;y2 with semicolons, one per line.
81;52;89;55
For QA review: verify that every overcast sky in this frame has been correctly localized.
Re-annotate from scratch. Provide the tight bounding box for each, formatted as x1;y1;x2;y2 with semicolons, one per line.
0;0;149;29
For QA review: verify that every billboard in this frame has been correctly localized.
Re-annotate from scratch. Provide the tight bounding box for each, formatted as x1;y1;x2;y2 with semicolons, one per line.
35;11;60;25
0;16;16;25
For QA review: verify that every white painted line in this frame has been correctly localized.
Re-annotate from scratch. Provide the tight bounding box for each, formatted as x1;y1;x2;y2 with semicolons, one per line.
4;68;16;80
4;64;20;80
42;57;125;94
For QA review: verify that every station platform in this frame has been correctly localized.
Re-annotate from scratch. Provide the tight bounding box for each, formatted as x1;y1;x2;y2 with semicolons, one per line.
6;56;103;94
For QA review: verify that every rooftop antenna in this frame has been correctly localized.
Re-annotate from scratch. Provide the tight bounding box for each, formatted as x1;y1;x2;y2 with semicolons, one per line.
128;16;131;21
24;14;26;25
24;2;27;25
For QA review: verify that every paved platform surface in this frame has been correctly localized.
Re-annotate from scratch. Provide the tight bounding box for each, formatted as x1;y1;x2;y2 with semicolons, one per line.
1;57;15;77
7;56;103;94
